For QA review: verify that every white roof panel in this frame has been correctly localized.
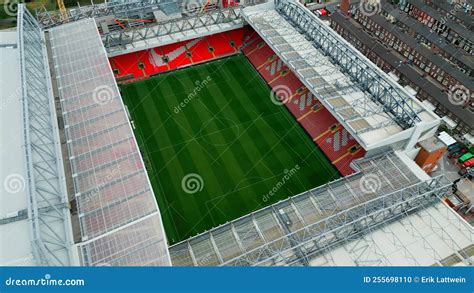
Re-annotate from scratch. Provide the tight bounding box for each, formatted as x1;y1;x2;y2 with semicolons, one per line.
0;31;32;266
48;18;170;266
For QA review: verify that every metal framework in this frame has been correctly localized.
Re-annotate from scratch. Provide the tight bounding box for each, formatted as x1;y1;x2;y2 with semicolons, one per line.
246;12;399;136
36;0;165;29
103;6;243;53
17;5;74;265
263;0;422;130
169;154;452;266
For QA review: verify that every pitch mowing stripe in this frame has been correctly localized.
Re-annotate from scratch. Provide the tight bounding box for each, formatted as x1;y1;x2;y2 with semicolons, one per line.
150;78;231;239
137;78;217;242
199;64;282;183
191;66;277;212
132;81;199;242
188;66;271;215
162;71;240;232
164;69;254;232
201;70;292;186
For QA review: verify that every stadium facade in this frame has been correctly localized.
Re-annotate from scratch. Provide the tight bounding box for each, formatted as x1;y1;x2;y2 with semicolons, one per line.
0;0;472;267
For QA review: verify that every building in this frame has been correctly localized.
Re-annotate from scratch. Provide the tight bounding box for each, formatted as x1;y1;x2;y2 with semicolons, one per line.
328;0;473;137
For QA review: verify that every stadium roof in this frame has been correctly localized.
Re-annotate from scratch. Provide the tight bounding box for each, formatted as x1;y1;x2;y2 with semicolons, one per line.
48;18;170;266
103;6;244;56
0;30;33;266
242;1;439;151
308;201;473;266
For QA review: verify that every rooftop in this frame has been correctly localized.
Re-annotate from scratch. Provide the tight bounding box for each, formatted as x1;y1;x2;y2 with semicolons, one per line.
48;18;170;266
0;30;33;266
329;10;473;130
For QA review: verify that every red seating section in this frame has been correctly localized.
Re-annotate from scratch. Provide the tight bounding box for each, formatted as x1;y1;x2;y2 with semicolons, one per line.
242;32;365;176
109;28;246;80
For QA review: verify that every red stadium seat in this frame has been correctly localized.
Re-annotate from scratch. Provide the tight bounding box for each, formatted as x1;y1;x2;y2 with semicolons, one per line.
109;28;248;80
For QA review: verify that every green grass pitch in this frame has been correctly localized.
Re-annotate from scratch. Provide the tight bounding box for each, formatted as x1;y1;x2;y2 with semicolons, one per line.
119;54;340;245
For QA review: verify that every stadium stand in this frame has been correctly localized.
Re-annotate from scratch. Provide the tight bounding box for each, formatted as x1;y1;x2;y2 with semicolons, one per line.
109;28;247;81
242;32;365;176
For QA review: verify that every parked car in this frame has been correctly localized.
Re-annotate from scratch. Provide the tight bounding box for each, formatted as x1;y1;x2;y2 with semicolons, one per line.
448;148;467;159
448;142;461;152
458;153;474;164
462;157;474;168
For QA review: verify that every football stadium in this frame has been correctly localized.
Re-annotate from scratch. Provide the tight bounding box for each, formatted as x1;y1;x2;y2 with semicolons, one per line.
0;0;472;267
